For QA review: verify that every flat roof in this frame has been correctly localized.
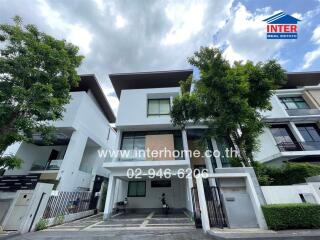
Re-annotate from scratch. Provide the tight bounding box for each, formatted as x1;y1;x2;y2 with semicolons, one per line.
109;69;193;98
284;71;320;89
71;74;116;123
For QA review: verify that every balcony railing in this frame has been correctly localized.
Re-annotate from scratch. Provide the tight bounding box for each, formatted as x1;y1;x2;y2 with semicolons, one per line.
286;108;320;116
277;141;320;152
30;159;63;171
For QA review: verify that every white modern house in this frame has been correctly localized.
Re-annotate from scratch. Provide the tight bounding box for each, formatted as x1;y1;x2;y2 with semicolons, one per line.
2;74;117;192
102;69;268;231
254;72;320;166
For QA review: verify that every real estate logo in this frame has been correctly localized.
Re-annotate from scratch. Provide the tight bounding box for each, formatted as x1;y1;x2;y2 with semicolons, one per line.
263;12;301;39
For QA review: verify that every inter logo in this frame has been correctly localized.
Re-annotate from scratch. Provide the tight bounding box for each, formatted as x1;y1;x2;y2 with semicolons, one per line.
263;12;301;39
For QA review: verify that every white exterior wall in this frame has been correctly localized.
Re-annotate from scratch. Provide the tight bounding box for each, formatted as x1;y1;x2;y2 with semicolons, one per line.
253;128;280;163
260;94;288;119
261;184;320;204
116;87;180;129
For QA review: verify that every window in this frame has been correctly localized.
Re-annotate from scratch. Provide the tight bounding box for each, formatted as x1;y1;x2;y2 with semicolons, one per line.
148;99;170;116
270;125;295;144
297;124;320;142
151;180;171;188
127;181;146;197
120;133;145;161
270;125;300;151
120;131;183;161
279;97;309;110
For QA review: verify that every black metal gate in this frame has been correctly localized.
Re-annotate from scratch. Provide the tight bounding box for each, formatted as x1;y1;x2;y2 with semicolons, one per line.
191;187;202;228
203;179;227;228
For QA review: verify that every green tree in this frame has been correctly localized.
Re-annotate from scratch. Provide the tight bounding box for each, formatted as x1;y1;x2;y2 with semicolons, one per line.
171;47;287;166
0;16;84;170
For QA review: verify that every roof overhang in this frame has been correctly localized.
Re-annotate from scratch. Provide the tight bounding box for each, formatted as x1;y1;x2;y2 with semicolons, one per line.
109;69;193;99
71;74;116;123
283;71;320;89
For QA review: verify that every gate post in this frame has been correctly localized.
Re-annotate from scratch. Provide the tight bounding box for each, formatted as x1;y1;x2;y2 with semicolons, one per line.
195;175;210;232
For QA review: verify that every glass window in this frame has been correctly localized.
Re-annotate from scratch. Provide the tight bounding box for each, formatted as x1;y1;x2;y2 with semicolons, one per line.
297;124;320;142
279;97;309;109
148;100;159;115
128;181;146;197
148;98;170;116
270;126;295;144
159;99;170;114
120;131;183;161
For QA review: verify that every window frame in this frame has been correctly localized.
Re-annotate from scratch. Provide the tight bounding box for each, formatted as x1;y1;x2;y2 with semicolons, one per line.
127;181;146;197
279;96;310;110
296;124;320;142
147;98;171;116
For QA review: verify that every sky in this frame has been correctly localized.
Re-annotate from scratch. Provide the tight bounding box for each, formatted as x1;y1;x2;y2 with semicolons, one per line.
0;0;320;114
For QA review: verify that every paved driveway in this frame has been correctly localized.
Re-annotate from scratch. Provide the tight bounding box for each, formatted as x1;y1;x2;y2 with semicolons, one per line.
9;212;212;240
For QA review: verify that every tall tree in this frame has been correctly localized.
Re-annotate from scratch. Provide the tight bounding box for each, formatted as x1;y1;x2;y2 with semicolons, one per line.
0;16;84;170
171;47;287;166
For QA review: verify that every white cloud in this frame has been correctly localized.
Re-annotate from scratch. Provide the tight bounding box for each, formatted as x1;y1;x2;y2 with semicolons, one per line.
217;4;285;63
311;25;320;44
115;15;127;29
302;25;320;69
302;47;320;69
37;0;93;55
161;0;207;45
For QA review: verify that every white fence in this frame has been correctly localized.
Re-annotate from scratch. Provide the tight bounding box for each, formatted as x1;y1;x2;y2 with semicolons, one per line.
261;183;320;204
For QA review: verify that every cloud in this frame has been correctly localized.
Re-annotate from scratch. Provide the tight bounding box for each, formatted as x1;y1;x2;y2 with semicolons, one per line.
1;0;318;113
215;3;286;64
302;25;320;69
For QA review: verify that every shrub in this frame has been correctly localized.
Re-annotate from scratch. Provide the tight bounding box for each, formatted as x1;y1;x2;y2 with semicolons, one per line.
35;218;48;231
53;214;64;225
262;203;320;230
253;162;320;186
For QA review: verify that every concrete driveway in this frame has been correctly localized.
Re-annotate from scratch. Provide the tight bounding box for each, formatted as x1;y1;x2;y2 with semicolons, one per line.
8;212;213;240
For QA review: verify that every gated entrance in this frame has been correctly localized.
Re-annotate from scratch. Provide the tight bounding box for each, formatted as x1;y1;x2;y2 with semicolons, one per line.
191;187;202;228
203;179;227;228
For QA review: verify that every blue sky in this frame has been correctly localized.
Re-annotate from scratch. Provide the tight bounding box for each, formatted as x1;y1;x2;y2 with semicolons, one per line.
0;0;319;112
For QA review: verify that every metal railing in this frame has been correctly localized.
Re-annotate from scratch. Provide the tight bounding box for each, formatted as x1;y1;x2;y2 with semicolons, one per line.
30;159;63;171
277;141;320;152
286;108;320;116
42;191;93;219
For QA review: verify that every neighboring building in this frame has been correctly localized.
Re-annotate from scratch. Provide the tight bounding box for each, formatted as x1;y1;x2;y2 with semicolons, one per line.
2;75;117;192
254;71;320;166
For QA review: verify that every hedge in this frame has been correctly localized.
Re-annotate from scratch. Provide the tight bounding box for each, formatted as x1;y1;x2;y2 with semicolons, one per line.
253;162;320;186
262;203;320;230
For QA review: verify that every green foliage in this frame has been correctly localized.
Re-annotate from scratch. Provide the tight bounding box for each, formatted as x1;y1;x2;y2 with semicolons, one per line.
0;155;22;170
0;16;84;169
35;218;48;231
171;47;287;166
253;162;320;186
262;203;320;230
53;214;64;225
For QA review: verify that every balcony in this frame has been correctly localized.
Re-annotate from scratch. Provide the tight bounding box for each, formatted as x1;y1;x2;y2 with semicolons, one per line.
277;141;320;152
286;108;320;116
30;159;63;171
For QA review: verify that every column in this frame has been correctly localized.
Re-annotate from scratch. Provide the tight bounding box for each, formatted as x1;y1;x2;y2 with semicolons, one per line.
103;175;117;220
57;130;88;191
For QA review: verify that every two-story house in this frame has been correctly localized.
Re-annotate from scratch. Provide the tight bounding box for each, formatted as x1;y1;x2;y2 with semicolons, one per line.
254;71;320;166
1;74;117;192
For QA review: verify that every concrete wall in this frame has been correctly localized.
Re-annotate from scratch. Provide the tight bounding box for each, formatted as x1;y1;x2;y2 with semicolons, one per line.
5;144;67;175
260;95;288;119
253;128;280;163
116;87;180;129
2;183;53;233
262;184;320;204
306;89;320;108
